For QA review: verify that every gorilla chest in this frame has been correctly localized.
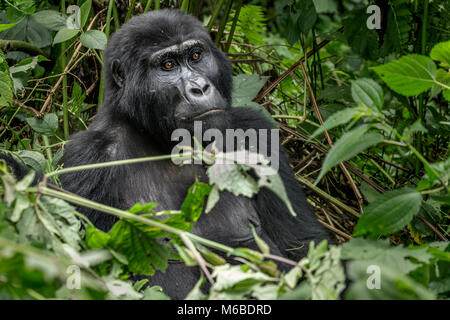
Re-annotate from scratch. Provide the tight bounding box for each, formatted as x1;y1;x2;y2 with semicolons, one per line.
124;161;260;245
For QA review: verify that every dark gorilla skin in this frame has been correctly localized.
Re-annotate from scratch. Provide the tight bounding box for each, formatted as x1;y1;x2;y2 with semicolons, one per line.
1;10;330;299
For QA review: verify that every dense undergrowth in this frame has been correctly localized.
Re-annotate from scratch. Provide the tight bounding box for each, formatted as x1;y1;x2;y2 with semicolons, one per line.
0;0;449;300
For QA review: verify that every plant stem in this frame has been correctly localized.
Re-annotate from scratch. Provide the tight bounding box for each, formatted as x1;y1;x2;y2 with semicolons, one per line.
180;0;190;12
125;0;136;22
45;154;191;178
215;0;232;47
60;1;69;140
42;135;53;168
105;0;114;37
295;175;360;218
112;1;120;30
207;0;224;32
224;0;242;52
144;0;152;13
416;0;429;174
37;186;234;254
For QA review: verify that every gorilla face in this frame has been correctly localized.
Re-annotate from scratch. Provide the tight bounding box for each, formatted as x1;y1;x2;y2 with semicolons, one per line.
103;10;233;150
148;38;231;135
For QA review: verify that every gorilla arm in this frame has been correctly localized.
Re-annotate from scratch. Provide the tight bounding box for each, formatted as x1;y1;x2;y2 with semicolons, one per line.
229;107;331;260
59;129;126;231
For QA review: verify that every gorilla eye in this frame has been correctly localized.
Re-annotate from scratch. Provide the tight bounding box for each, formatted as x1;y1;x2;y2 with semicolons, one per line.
191;51;201;62
162;59;176;70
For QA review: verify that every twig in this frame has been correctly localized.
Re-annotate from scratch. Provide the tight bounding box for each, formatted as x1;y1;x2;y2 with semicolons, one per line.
415;214;447;241
299;62;363;208
12;100;40;117
254;27;343;102
39;8;107;115
180;233;215;285
0;40;49;58
318;219;353;240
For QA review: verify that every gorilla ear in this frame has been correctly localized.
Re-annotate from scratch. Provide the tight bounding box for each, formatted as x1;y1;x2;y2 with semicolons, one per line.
111;59;124;87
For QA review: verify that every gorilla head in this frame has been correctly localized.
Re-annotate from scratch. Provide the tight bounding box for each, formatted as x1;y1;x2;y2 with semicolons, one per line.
103;10;233;150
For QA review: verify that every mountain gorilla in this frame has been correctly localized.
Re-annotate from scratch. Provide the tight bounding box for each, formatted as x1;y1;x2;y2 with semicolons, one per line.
1;10;329;299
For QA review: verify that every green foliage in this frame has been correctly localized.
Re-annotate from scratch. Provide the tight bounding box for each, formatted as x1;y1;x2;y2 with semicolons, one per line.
315;125;384;184
0;0;448;301
80;30;107;50
353;188;423;237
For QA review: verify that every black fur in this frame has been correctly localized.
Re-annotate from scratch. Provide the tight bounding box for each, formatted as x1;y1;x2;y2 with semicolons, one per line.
2;10;330;299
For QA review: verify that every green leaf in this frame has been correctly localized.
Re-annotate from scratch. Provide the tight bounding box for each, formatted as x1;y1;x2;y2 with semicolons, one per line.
86;224;110;249
360;181;381;203
430;40;450;67
251;224;270;254
53;28;80;45
351;78;383;111
32;10;67;31
14;150;46;172
207;150;296;216
0;49;13;107
180;181;211;223
371;54;437;96
430;194;450;205
16;196;81;251
315;126;384;183
296;0;317;33
436;68;450;101
345;261;435;300
0;15;52;48
108;220;170;275
342;238;433;274
142;286;171;300
232;74;268;107
80;30;107;50
128;202;158;214
0;71;13;107
0;20;20;32
353;188;422;237
205;185;219;213
79;0;92;29
310;107;361;139
26;113;59;136
196;244;226;266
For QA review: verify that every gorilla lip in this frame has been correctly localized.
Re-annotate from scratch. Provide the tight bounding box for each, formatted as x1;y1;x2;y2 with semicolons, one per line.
191;108;225;119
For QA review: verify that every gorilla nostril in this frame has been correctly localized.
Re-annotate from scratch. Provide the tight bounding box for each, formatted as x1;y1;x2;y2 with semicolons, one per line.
202;84;210;94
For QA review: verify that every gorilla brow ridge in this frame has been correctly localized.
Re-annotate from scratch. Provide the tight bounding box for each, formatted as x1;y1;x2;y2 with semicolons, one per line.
150;39;206;63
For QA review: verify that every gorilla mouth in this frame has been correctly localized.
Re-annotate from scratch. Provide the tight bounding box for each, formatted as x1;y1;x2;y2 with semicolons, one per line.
192;108;225;119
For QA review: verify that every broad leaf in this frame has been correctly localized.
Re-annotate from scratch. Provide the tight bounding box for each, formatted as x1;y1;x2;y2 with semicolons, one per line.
315;125;384;183
0;15;52;48
296;0;317;34
430;40;450;67
207;150;296;216
0;71;13;107
108;220;170;276
310;107;361;139
32;10;67;31
180;181;211;222
53;28;80;45
232;74;268;107
371;54;437;96
351;78;383;111
14;150;46;172
80;30;107;50
353;188;422;237
79;0;92;29
26;113;59;136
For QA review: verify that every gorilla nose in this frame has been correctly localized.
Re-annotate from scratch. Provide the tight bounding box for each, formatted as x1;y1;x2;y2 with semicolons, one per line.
185;77;213;101
189;83;210;96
